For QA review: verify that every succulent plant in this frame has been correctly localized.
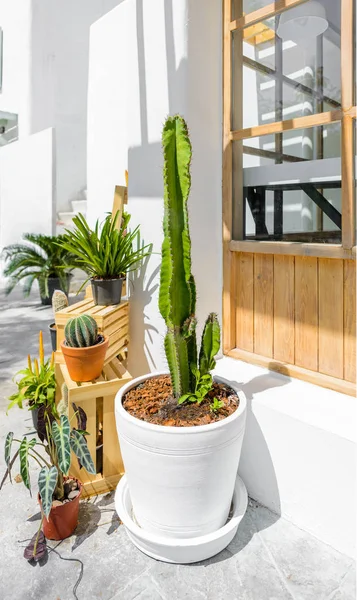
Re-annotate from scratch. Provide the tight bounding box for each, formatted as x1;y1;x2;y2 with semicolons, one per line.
159;115;221;401
64;314;99;348
52;289;68;317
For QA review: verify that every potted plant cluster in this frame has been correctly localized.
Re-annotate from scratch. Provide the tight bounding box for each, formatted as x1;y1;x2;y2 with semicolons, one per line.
49;289;69;352
59;210;151;306
61;314;108;382
1;233;80;305
115;116;247;562
7;332;56;432
2;403;96;552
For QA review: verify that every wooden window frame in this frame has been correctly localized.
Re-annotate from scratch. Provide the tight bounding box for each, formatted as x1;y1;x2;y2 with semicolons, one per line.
223;0;356;394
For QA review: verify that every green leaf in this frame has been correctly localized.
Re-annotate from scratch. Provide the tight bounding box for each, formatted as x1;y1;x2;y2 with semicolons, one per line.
70;430;96;475
38;466;58;519
52;415;71;475
4;432;14;482
19;437;37;492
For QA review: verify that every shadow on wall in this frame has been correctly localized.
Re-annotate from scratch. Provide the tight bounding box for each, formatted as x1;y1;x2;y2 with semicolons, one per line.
127;0;189;375
128;252;160;377
231;366;291;521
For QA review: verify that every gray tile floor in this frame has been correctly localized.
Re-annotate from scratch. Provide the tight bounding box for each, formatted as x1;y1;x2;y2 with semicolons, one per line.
0;286;355;600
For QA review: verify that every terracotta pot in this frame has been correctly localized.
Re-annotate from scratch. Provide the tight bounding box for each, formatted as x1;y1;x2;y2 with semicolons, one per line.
39;480;82;540
61;336;108;382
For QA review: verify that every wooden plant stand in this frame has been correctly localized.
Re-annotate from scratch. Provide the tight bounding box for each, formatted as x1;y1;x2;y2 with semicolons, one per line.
54;298;129;366
55;357;132;497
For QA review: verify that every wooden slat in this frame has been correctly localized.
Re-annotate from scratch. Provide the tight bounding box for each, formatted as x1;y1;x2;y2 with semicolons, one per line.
108;325;129;349
98;303;129;328
344;260;356;382
222;0;235;352
253;254;273;357
105;314;130;337
230;0;308;31
228;348;356;397
230;240;355;260
104;343;129;366
341;115;355;249
110;358;128;379
102;363;118;381
295;257;318;371
274;255;294;363
318;258;344;378
231;110;342;141
340;1;355;249
235;253;254;352
55;299;94;323
80;473;122;499
103;394;125;478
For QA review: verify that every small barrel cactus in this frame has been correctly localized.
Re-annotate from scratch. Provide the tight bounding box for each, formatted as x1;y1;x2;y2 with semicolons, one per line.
52;290;68;317
64;314;98;348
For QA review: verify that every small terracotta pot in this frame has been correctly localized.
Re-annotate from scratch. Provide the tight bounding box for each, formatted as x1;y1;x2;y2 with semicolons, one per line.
61;336;108;382
39;480;82;540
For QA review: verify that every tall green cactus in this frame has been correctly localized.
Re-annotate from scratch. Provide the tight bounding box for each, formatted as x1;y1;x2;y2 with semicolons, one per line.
159;115;220;401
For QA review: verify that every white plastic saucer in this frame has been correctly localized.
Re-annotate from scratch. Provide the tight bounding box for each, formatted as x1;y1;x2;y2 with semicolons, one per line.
115;474;248;564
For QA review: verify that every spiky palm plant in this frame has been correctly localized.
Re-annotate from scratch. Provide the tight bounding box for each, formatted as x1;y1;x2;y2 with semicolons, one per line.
159;115;220;403
1;233;79;298
58;211;151;287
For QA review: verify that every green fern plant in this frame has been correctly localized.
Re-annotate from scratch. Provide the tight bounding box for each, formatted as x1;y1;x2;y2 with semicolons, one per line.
1;233;79;298
159;115;221;403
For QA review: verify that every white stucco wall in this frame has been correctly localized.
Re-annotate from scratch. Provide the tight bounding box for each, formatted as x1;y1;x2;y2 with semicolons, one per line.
0;0;32;136
30;0;122;213
0;127;55;250
88;0;222;376
87;0;355;558
0;0;122;215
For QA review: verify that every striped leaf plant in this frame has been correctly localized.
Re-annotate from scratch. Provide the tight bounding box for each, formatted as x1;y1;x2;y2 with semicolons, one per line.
1;406;96;560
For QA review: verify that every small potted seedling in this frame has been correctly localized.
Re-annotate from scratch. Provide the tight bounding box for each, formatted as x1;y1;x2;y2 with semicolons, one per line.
49;289;68;352
7;332;56;432
2;404;96;548
61;314;108;382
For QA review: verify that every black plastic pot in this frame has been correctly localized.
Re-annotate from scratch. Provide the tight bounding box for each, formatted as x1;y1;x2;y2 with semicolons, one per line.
31;407;39;432
49;323;57;352
91;277;124;306
40;274;72;306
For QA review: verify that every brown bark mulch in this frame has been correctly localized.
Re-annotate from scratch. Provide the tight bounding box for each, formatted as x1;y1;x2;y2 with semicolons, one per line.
123;375;239;427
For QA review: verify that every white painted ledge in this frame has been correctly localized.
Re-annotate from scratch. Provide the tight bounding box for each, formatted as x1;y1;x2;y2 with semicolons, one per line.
214;356;356;559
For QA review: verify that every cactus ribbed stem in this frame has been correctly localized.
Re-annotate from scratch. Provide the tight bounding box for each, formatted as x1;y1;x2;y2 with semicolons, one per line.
159;115;220;401
64;314;98;348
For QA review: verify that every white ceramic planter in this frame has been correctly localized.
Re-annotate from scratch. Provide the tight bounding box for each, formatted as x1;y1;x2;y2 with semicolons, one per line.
115;372;247;540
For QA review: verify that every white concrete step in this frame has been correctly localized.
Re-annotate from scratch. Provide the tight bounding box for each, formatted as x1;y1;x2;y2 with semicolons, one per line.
57;211;76;227
71;199;87;214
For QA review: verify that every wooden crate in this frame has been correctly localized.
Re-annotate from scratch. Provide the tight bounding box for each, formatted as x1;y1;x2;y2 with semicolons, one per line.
55;357;132;497
55;298;129;366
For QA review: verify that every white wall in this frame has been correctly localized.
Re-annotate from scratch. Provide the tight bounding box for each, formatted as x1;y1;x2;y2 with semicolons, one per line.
214;356;356;559
0;0;121;215
88;0;222;375
0;0;32;136
30;0;122;213
87;0;128;224
0;128;55;250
